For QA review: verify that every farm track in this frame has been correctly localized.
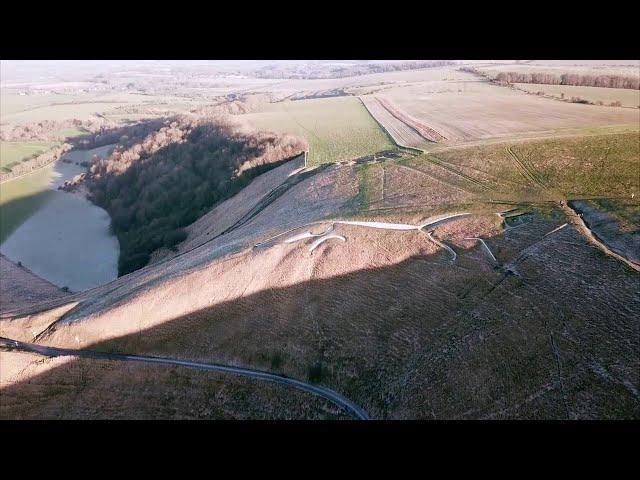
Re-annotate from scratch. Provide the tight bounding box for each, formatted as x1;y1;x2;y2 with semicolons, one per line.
391;163;473;193
421;155;493;192
425;155;525;190
376;97;447;143
0;337;370;420
425;126;640;158
506;145;548;189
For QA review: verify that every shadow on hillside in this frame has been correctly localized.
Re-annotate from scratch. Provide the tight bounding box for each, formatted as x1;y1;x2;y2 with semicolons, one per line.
2;218;639;420
0;190;57;244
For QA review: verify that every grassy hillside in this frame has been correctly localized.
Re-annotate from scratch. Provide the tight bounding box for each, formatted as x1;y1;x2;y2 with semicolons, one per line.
417;132;640;201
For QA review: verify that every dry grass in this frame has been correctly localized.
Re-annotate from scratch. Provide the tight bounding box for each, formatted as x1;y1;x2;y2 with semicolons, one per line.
0;353;348;420
0;255;70;313
1;127;639;419
2;208;638;419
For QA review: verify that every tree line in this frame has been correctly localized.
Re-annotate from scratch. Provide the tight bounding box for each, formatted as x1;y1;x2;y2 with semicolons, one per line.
460;66;639;90
494;71;639;90
63;115;307;275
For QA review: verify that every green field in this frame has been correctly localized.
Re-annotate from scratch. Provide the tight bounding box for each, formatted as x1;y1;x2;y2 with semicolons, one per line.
428;131;640;200
0;141;57;170
55;127;90;139
242;96;396;165
515;83;640;108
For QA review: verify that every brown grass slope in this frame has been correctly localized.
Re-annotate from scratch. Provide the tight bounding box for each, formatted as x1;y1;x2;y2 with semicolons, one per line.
1;209;638;419
0;254;70;313
1;133;639;419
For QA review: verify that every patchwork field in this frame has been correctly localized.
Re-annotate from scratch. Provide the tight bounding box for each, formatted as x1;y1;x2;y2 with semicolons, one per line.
242;96;397;165
243;66;473;99
376;80;639;144
514;83;640;108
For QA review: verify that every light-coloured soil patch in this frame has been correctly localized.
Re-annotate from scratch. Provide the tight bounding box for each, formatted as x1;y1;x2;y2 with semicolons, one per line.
378;78;639;144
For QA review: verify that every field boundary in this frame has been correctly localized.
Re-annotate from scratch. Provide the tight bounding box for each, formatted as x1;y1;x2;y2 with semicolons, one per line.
0;144;71;184
358;96;425;155
425;125;640;154
375;96;448;143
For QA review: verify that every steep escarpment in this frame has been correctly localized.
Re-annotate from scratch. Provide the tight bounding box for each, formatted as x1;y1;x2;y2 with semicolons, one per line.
63;115;308;275
2;200;638;419
2;133;638;420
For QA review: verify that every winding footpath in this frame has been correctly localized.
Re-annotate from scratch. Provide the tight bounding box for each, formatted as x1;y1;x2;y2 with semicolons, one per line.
0;337;370;420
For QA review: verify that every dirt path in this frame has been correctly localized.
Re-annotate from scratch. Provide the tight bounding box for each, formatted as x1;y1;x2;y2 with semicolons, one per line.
465;237;498;264
425;231;457;262
0;337;370;420
506;145;549;190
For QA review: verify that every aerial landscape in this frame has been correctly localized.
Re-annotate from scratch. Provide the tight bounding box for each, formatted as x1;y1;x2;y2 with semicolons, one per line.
0;59;638;420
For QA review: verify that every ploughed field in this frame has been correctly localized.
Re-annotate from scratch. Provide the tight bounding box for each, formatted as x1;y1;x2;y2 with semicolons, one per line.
372;75;639;144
